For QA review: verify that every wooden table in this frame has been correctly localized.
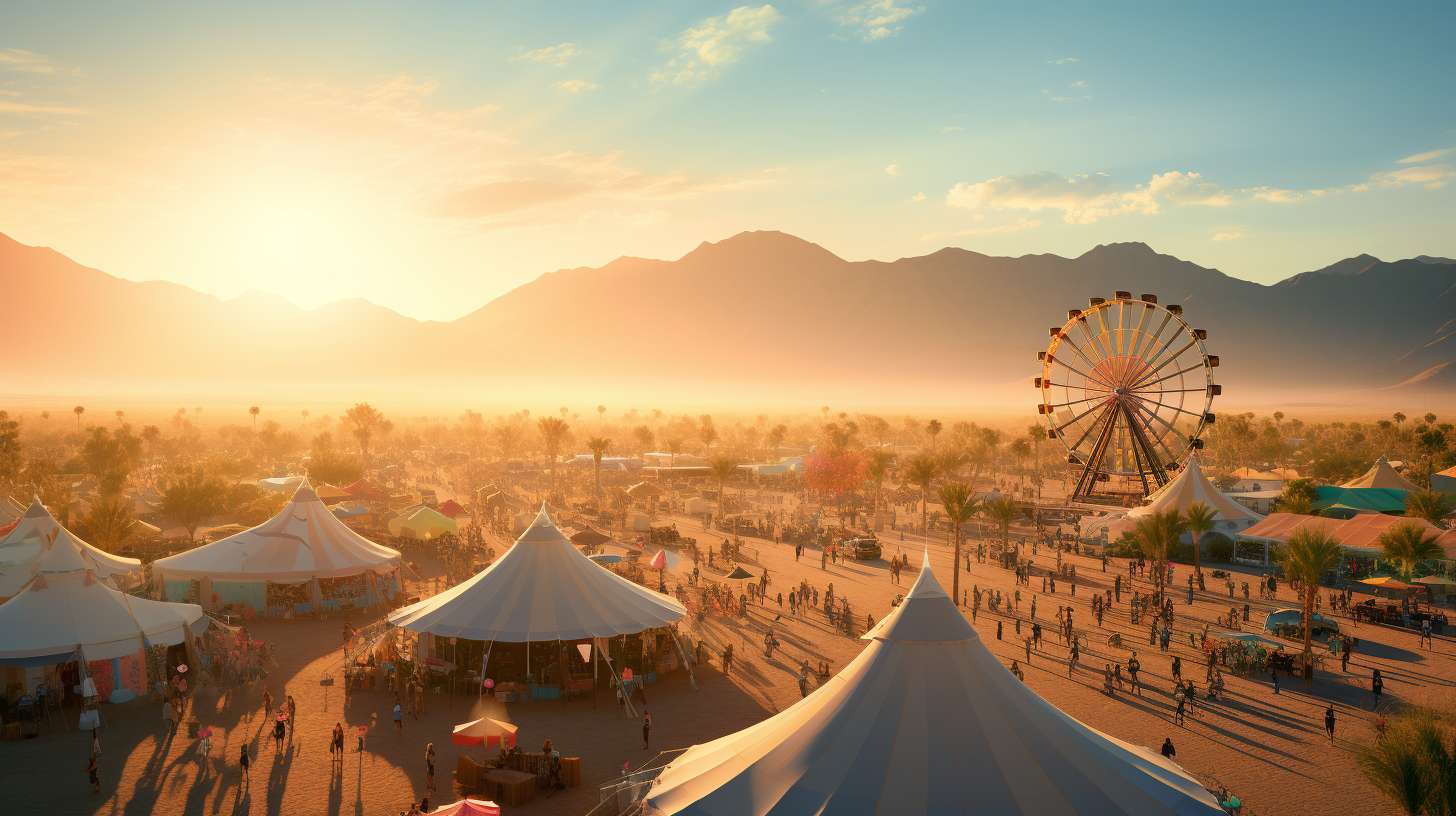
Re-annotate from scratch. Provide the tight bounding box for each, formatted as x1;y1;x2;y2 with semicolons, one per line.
483;768;536;806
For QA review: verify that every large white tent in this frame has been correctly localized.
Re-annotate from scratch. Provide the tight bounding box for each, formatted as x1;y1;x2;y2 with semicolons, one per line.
642;556;1223;816
389;504;685;641
155;481;401;583
1341;455;1420;492
0;499;143;599
0;532;206;665
1126;454;1262;533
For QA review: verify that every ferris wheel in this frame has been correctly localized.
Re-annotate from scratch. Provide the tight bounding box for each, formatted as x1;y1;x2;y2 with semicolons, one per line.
1035;291;1220;502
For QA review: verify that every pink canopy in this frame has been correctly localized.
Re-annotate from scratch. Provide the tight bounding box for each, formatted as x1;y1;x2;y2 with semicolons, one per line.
438;499;467;518
650;550;667;571
451;715;518;747
431;799;500;816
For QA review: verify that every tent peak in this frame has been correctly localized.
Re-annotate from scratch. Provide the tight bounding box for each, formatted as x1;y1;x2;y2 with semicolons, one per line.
861;559;975;643
23;498;50;519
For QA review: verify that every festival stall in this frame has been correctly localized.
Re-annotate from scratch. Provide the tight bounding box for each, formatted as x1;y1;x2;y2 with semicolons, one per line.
389;505;688;703
0;532;208;704
153;481;402;617
389;505;459;540
641;555;1225;815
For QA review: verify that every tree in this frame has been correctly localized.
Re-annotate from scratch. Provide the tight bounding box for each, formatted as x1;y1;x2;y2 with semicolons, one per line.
698;416;718;457
1280;528;1343;678
939;482;980;603
1133;509;1185;605
345;403;389;465
249;405;260;430
633;425;654;454
766;424;788;454
588;436;611;502
1394;411;1407;427
866;450;894;524
1184;501;1217;581
73;405;85;431
80;496;135;554
1278;478;1319;515
710;455;743;517
1356;711;1446;816
904;454;938;536
1407;489;1455;526
307;432;362;485
161;467;226;543
982;495;1018;557
537;416;570;494
1380;522;1443;581
925;419;943;450
0;410;21;488
81;426;142;496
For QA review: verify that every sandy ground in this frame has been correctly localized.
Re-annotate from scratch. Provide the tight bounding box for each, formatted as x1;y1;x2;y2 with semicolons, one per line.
4;510;1453;815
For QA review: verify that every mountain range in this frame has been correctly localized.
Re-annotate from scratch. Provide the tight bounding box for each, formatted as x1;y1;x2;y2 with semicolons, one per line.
1;230;1453;410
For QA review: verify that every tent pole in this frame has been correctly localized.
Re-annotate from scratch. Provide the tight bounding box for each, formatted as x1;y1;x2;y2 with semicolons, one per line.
596;636;636;718
668;627;698;691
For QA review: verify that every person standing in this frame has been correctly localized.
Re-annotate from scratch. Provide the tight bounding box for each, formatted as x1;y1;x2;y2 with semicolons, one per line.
1271;664;1280;695
1160;737;1176;759
240;744;251;787
642;710;652;750
1128;652;1141;696
393;698;404;733
425;742;436;791
286;695;296;743
1172;655;1182;684
1324;705;1336;742
273;714;286;752
1371;669;1384;709
1175;694;1186;726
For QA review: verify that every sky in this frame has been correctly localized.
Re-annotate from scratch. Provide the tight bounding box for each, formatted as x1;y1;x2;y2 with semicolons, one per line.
3;1;1455;321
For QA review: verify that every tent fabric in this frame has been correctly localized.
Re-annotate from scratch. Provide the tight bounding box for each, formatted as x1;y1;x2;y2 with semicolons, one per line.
0;495;24;525
389;505;685;642
257;476;305;493
0;499;143;597
643;557;1222;816
451;716;518;747
154;481;402;582
314;483;351;501
388;505;458;539
1341;456;1420;492
0;536;206;664
1311;486;1408;515
430;800;501;816
343;479;391;502
437;499;467;518
1130;455;1262;526
1238;513;1456;558
1359;576;1417;590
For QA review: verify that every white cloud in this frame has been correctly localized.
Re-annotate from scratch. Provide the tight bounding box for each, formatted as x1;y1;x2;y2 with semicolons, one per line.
1049;56;1079;65
1069;79;1088;89
1212;229;1244;242
512;43;579;67
839;0;922;41
555;79;599;95
0;48;59;75
652;5;782;87
0;99;85;116
1397;147;1453;165
1249;186;1303;204
945;170;1228;224
910;191;926;202
1370;163;1453;190
884;161;901;176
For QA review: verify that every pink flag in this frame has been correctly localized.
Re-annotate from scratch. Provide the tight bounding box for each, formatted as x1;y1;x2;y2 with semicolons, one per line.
650;550;667;571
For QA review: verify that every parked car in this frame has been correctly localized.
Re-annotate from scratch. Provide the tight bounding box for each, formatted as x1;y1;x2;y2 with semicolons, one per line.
844;537;882;560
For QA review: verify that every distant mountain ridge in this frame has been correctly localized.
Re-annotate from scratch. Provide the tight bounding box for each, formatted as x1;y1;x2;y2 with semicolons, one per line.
1;230;1453;405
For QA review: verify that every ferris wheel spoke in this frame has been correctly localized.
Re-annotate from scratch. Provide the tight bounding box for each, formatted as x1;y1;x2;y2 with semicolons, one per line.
1077;318;1112;371
1131;339;1200;389
1057;332;1109;378
1065;402;1118;453
1132;387;1208;395
1137;327;1188;379
1127;398;1193;453
1044;380;1113;393
1125;392;1206;421
1046;393;1111;411
1054;399;1112;434
1132;360;1206;391
1049;355;1118;392
1130;310;1174;364
1127;302;1155;360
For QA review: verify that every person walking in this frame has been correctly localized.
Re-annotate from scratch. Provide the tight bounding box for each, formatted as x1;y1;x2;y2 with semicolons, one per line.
240;744;251;787
286;695;296;743
273;714;286;752
1324;705;1336;742
1171;655;1182;683
1128;652;1142;696
393;699;404;733
1371;669;1383;709
1270;664;1280;695
425;742;436;791
1175;693;1187;725
1160;737;1175;759
642;710;652;750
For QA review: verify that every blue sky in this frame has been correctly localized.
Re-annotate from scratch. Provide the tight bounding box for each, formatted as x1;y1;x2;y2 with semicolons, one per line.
2;1;1454;319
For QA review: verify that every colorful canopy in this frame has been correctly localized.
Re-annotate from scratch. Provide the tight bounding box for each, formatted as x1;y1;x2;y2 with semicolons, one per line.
437;499;467;518
0;534;207;664
1359;576;1417;591
314;482;351;501
343;479;391;502
430;800;501;816
0;499;143;598
451;716;518;747
389;505;458;539
154;481;401;582
389;505;685;642
1239;513;1456;557
1341;456;1420;492
644;555;1222;815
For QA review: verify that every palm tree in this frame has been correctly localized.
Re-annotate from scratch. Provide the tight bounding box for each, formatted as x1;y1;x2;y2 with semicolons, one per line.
81;496;135;553
710;456;741;519
1380;521;1443;581
1281;527;1343;678
982;495;1019;558
537;417;570;494
1357;712;1443;816
73;405;85;431
925;419;942;451
1407;489;1455;526
588;436;611;503
904;454;938;536
1133;509;1185;604
344;402;388;465
866;450;894;525
249;405;260;430
939;482;980;603
1183;501;1217;582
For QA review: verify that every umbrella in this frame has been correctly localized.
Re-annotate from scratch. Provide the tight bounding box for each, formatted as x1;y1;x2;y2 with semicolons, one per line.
1412;576;1456;585
650;550;667;571
589;553;624;566
725;566;755;580
429;800;501;816
1360;576;1418;591
451;716;518;748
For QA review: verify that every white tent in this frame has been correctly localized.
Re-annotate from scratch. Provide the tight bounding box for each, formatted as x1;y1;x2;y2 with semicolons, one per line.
1127;454;1262;534
0;533;206;664
1341;455;1420;492
0;499;143;599
643;556;1223;816
389;504;685;641
0;495;24;526
154;480;401;583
